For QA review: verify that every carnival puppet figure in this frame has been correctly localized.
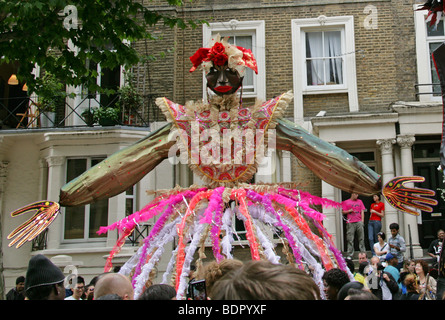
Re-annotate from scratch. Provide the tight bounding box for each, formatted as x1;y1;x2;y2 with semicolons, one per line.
7;35;438;299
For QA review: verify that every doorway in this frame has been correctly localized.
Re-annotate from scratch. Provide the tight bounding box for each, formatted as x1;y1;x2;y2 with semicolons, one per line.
413;139;445;248
340;151;377;254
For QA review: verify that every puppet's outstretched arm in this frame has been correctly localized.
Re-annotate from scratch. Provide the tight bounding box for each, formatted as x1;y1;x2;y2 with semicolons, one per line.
60;122;174;207
275;118;437;215
8;123;173;248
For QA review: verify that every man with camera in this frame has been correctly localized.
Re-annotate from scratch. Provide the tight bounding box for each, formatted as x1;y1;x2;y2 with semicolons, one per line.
366;256;400;300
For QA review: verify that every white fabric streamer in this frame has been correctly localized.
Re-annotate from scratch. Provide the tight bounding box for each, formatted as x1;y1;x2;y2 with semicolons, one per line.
220;208;235;259
133;217;181;299
252;219;281;264
176;221;207;300
118;245;145;276
162;246;179;285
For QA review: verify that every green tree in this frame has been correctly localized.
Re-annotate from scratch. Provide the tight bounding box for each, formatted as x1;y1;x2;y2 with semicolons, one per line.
0;0;205;300
0;0;204;95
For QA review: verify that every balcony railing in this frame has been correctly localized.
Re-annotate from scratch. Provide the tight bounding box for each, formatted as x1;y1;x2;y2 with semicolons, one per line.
415;83;442;97
0;93;165;130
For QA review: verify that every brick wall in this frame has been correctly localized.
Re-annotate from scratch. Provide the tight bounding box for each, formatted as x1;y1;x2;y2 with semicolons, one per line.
137;0;418;111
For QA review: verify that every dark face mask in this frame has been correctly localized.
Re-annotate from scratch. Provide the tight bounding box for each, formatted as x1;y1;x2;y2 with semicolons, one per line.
206;65;243;96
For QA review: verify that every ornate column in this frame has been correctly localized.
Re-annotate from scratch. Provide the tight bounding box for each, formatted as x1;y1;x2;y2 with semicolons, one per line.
45;156;65;249
397;134;423;258
280;150;292;183
321;143;341;249
376;139;397;232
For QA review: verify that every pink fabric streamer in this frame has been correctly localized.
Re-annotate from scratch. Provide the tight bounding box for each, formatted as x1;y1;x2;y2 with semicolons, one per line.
200;187;225;262
231;189;261;261
131;190;201;284
246;190;304;268
97;188;207;235
175;190;213;292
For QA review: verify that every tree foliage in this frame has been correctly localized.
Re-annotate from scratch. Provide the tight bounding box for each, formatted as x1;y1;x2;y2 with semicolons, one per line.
0;0;204;95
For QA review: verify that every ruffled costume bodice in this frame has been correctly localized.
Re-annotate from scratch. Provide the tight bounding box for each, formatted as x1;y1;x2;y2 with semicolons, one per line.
156;91;292;187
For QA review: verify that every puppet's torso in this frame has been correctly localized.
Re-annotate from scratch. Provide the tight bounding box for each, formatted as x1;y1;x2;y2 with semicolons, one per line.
157;91;292;187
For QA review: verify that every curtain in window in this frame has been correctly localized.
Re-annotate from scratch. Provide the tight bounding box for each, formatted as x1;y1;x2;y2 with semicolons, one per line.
227;35;254;89
306;31;343;86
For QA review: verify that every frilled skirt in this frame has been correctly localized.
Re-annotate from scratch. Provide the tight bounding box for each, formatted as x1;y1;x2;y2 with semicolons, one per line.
98;184;354;299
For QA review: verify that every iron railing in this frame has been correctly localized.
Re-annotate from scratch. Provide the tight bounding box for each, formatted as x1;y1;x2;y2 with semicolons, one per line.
31;224;151;251
125;224;151;246
0;93;165;130
415;83;442;97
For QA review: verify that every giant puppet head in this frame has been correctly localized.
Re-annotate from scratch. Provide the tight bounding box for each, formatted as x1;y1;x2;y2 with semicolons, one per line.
189;35;258;96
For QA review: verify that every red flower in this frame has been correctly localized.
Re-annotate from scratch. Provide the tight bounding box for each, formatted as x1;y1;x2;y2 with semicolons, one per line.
189;48;210;72
236;46;258;74
210;42;226;55
212;53;228;66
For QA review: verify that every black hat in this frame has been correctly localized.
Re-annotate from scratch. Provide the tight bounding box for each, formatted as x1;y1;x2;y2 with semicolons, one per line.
24;254;65;291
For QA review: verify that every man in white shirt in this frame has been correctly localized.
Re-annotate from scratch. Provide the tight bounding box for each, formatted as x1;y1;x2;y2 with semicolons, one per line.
65;276;85;300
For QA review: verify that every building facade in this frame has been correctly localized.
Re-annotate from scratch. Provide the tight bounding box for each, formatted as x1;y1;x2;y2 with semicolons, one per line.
1;0;444;295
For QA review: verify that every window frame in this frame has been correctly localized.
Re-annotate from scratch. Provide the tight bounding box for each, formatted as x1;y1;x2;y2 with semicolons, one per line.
62;156;109;244
414;4;444;102
291;15;358;123
203;20;266;101
304;29;346;90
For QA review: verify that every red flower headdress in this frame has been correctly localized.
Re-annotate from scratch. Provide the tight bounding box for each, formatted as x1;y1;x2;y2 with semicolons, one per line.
189;34;258;75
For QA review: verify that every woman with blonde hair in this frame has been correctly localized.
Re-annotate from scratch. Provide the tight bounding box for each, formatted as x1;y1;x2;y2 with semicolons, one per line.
399;273;420;300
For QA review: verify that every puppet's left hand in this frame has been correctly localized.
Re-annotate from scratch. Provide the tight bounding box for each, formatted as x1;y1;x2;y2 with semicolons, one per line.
7;201;60;248
382;176;438;215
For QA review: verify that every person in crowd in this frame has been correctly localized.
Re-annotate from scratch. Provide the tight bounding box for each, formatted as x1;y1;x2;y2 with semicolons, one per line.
23;254;66;300
210;260;321;300
322;268;350;300
64;276;85;300
95;293;123;300
342;193;366;259
93;273;134;300
437;244;445;300
399;259;416;294
365;256;400;300
198;258;244;299
6;276;25;300
358;261;370;287
399;273;420;300
373;232;389;262
388;223;406;270
428;229;444;269
358;251;369;264
344;288;379;300
384;253;400;287
415;259;437;300
337;281;367;300
345;258;364;284
83;282;95;300
368;193;385;255
138;284;177;300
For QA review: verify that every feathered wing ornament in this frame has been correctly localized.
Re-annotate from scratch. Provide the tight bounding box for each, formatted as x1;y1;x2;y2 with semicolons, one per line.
7;201;60;248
